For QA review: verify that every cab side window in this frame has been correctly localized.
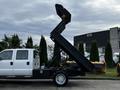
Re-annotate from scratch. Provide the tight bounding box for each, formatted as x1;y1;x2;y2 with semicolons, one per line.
0;50;13;60
16;50;28;60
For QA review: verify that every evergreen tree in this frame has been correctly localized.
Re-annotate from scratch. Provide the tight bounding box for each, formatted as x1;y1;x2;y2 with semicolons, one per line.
0;35;11;50
105;42;114;68
51;43;61;67
90;41;99;62
11;34;21;48
39;36;48;66
0;34;21;49
33;44;39;50
26;37;33;48
2;34;11;48
3;35;9;47
0;42;8;51
78;42;84;56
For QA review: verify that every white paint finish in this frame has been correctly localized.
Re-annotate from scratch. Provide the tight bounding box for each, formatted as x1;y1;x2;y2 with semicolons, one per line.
0;50;14;75
0;60;13;75
13;49;33;76
0;49;35;76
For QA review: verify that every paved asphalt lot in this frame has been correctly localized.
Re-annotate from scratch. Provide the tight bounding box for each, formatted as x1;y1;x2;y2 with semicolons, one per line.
0;79;120;90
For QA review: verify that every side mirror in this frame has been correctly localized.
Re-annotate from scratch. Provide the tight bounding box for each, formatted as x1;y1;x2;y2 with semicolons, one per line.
55;4;71;24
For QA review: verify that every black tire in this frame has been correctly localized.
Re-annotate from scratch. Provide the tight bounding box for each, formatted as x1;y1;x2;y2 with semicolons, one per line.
53;72;68;87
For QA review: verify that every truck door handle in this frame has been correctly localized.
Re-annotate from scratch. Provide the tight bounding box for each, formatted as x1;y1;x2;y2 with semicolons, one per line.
10;62;13;65
26;62;30;65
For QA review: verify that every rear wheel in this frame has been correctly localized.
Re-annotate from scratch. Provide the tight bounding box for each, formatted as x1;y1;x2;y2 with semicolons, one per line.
53;72;68;86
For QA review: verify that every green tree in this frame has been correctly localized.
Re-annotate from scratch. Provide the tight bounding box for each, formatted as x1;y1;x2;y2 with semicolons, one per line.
0;34;21;49
90;41;99;62
51;43;61;67
11;34;21;48
2;35;11;48
39;36;48;66
33;44;39;50
0;41;8;51
78;42;84;56
3;35;9;47
26;37;33;48
105;42;114;68
0;35;11;50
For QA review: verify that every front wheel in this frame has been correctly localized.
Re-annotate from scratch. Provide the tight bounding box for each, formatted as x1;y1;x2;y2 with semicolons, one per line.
53;72;68;86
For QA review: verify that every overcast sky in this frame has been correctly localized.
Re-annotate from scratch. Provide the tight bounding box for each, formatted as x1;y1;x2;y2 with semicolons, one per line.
0;0;120;45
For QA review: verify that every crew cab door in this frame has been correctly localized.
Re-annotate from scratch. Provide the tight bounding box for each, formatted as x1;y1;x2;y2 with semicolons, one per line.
0;50;14;75
13;50;33;76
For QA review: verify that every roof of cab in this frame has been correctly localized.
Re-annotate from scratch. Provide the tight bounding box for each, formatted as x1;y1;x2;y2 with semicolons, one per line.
3;48;35;51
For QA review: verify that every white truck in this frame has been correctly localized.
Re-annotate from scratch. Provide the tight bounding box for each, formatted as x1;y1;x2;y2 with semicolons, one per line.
0;48;84;86
0;49;40;76
0;4;94;86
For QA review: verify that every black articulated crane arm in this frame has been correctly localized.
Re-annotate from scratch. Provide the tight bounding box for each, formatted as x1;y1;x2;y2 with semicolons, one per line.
55;4;71;24
50;4;94;72
50;4;71;37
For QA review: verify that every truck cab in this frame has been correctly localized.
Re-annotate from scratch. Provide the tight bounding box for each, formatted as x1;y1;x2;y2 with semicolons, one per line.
0;49;39;77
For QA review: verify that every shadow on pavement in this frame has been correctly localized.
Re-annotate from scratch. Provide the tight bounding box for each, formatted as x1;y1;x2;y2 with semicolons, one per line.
0;80;91;88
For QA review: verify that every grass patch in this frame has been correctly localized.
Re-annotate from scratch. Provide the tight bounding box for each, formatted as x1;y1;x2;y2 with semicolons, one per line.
86;68;119;78
104;68;117;77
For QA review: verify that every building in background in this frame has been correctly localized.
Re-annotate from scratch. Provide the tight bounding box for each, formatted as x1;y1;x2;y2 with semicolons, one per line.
74;27;120;53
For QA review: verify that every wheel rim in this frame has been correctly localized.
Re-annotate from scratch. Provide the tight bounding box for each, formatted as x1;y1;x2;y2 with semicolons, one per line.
55;73;66;85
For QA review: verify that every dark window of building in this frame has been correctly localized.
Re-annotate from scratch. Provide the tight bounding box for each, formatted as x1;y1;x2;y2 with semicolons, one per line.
86;33;92;37
119;41;120;49
118;30;120;39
